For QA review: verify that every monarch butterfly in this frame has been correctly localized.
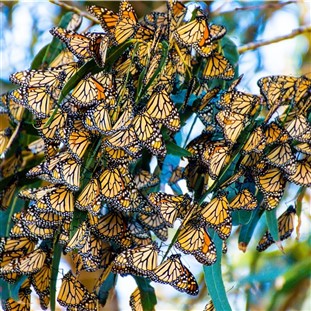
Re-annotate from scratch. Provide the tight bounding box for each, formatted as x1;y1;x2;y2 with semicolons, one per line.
254;166;286;195
193;24;226;57
75;178;102;215
2;89;25;123
29;205;62;228
114;183;143;212
84;102;113;135
94;211;126;241
283;114;311;141
174;13;209;45
229;189;257;210
104;122;137;149
204;300;215;311
197;86;220;110
257;206;296;251
10;215;55;240
0;152;23;178
216;109;246;144
172;46;192;76
30;261;52;309
89;34;110;67
45;185;75;216
148;56;177;94
114;1;139;44
49;49;76;68
134;24;155;42
151;254;199;295
69;74;108;108
127;221;153;247
102;146;134;164
87;5;119;35
129;287;143;311
294;142;311;155
74;231;109;272
202;142;231;180
285;158;311;187
218;90;261;116
242;126;266;154
133;170;159;190
132;113;167;157
193;228;217;265
203;52;235;80
57;270;90;307
0;237;36;265
63;120;92;160
254;166;286;210
147;192;190;227
27;152;81;191
64;222;88;255
35;109;67;143
175;221;217;266
50;27;103;62
258;75;311;107
99;165;129;200
264;142;297;175
112;243;159;277
264;122;289;145
138;212;168;241
200;192;230;227
168;166;184;186
144;11;167;29
166;0;187;33
21;185;74;217
145;87;180;132
211;215;232;240
0;248;46;276
9;65;65;89
5;279;31;311
18;86;56;119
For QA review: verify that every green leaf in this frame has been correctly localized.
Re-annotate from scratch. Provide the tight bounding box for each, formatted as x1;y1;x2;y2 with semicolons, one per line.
265;209;279;242
31;44;49;70
42;12;78;66
0;275;28;303
221;36;239;68
133;276;157;311
238;207;264;251
232;210;253;226
166;141;192;157
203;231;231;311
0;191;24;237
50;242;63;311
98;273;117;306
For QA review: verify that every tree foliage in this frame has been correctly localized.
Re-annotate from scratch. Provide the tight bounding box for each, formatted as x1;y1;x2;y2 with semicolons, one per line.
0;1;310;310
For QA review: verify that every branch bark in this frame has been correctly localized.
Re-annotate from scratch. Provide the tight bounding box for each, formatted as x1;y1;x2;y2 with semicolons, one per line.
238;25;311;54
49;0;98;23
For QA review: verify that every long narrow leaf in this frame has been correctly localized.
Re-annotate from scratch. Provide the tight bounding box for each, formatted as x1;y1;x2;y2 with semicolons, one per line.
203;231;231;311
133;276;157;311
265;209;279;242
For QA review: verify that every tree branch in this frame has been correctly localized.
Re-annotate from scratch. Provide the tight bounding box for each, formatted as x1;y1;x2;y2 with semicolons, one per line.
49;0;98;23
211;1;296;17
238;25;311;54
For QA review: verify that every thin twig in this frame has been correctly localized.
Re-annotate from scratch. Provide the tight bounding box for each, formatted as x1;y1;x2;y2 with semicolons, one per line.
49;0;99;24
238;25;311;54
211;0;296;17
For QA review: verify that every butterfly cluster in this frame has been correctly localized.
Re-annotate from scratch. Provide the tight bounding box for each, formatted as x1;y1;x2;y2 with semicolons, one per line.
0;1;310;310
